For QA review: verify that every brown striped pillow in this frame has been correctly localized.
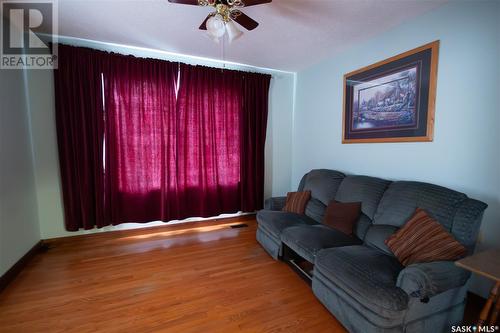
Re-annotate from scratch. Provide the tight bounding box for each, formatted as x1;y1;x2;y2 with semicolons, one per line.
282;191;311;214
385;208;467;266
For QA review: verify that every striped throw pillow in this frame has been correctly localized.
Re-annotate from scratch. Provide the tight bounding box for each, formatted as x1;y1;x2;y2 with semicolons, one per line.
282;191;311;214
385;208;467;266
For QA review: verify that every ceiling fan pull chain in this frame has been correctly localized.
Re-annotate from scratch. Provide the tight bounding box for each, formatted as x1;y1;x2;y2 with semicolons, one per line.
221;34;226;70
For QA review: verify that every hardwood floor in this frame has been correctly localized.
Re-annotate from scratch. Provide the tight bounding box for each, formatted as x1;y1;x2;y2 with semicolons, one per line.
0;217;346;333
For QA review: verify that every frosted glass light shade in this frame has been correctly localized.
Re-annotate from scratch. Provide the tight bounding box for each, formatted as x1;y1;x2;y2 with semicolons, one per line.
226;20;243;43
206;14;225;38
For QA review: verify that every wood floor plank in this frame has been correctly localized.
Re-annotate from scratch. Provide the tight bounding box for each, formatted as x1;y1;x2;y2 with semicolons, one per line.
0;218;346;333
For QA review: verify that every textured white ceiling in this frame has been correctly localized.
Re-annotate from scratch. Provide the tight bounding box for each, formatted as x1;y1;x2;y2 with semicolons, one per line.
52;0;445;71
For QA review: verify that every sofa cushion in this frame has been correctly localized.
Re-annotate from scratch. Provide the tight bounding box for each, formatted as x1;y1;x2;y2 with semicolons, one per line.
335;176;391;220
304;198;326;223
256;210;318;239
283;191;311;214
451;198;488;253
354;213;372;240
373;181;467;232
364;225;399;256
386;208;467;266
281;225;362;263
301;169;345;205
396;261;471;298
323;201;362;235
256;227;281;259
264;196;287;211
315;246;408;313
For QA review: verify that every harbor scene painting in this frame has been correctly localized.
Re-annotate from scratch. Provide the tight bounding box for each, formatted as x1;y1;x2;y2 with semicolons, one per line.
352;65;418;131
343;41;439;143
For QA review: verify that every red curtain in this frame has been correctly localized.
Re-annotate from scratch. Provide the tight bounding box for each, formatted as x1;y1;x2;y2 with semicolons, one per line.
104;54;179;224
54;45;109;230
240;72;271;211
175;64;243;218
54;44;271;230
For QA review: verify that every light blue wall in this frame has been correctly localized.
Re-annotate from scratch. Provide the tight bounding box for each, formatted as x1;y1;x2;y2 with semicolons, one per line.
293;1;500;297
0;66;41;275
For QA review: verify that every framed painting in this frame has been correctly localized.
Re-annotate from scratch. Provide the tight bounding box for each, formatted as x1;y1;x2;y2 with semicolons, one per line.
342;41;439;143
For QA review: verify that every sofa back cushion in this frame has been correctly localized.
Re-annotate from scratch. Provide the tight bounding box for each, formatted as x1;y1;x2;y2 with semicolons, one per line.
354;213;372;240
304;198;326;223
451;199;487;253
300;169;345;205
373;181;466;231
297;169;345;222
335;175;391;220
372;181;488;253
364;225;399;256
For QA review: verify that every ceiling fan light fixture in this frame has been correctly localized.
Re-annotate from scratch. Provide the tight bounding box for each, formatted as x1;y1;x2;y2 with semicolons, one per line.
168;0;271;43
206;31;221;44
226;20;243;43
206;14;226;38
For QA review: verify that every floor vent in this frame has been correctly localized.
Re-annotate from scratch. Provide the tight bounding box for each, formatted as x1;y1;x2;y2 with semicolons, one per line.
230;224;249;229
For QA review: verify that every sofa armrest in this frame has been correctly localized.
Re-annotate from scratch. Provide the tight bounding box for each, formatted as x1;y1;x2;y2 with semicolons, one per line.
264;197;287;211
396;261;471;299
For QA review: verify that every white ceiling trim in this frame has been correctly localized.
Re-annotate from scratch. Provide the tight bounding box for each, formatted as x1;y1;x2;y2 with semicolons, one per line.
44;33;295;75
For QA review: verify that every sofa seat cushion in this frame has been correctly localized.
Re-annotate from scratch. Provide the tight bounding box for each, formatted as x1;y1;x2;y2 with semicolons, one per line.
256;210;318;239
281;225;362;263
315;246;408;314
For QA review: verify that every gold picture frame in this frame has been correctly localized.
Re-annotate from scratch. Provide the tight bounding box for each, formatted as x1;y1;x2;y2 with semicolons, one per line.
342;41;439;144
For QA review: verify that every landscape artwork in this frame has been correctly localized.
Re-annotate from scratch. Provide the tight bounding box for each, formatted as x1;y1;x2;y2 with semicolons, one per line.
352;65;418;131
343;41;439;143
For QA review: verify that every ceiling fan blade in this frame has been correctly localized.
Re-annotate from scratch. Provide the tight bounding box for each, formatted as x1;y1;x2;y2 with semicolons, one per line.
168;0;200;5
199;14;211;30
242;0;272;7
233;12;259;31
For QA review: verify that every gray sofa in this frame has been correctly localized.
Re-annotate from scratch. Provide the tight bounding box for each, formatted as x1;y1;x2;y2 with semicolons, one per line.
256;169;487;333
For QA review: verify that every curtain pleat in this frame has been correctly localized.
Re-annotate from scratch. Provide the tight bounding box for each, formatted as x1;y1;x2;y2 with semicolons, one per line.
240;72;271;212
104;53;179;224
54;45;109;230
175;64;243;218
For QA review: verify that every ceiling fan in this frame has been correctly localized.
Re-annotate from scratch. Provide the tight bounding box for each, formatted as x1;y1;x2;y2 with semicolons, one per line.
168;0;272;43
